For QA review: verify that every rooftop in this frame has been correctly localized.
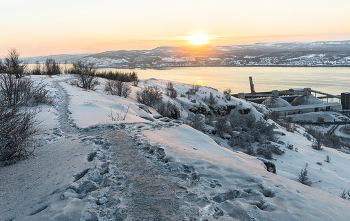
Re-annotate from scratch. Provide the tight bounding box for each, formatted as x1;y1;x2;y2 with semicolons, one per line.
269;102;341;112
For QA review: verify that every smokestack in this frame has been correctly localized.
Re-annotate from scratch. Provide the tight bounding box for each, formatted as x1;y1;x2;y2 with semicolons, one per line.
249;76;256;94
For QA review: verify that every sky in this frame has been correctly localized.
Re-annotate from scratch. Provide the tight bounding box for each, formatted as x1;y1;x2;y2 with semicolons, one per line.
1;0;350;57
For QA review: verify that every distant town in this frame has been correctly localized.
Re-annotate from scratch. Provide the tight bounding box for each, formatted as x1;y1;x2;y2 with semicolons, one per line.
25;40;350;68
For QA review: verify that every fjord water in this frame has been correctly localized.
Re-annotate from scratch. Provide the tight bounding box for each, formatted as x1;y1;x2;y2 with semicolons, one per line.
103;67;350;96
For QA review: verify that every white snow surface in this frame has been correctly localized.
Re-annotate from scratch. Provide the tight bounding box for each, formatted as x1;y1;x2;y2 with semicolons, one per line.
1;75;350;220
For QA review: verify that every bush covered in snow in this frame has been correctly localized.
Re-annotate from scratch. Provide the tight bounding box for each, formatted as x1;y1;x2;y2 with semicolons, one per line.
186;113;205;131
105;80;131;98
156;100;180;119
298;165;312;186
70;61;99;90
307;127;324;150
96;70;138;86
44;58;62;76
0;74;52;107
136;86;163;106
0;107;39;164
166;81;178;99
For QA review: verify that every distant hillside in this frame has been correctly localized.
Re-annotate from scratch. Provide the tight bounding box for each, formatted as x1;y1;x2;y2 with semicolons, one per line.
24;40;350;67
24;53;92;64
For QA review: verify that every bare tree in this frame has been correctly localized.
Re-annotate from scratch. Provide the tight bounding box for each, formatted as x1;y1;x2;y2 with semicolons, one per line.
223;88;232;101
131;72;139;86
0;106;39;164
157;100;180;119
4;48;28;78
0;59;6;73
105;80;131;98
44;58;61;76
30;60;43;75
0;74;52;107
312;131;324;150
136;86;163;106
70;61;99;90
187;113;205;131
208;92;217;105
166;81;177;98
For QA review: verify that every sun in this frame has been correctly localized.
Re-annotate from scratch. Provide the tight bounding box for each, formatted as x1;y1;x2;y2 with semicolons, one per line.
185;34;212;45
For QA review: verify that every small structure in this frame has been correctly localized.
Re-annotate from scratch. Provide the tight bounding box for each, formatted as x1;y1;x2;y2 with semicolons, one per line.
291;89;323;106
262;90;292;108
269;102;342;117
341;92;350;109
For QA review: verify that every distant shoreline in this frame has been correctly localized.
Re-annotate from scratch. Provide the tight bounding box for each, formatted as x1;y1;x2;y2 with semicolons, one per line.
92;65;350;69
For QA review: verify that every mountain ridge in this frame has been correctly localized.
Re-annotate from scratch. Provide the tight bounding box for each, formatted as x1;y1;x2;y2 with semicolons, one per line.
24;40;350;67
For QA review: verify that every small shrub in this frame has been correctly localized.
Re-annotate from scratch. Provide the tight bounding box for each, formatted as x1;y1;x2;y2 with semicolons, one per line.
316;162;322;165
269;111;279;121
269;143;285;155
70;61;99;90
44;58;61;76
96;70;138;86
323;134;341;149
0;107;39;164
286;142;294;150
187;113;204;131
307;127;324;150
186;84;200;97
245;145;255;155
208;92;217;105
136;86;162;106
215;117;231;137
131;72;139;86
257;145;273;160
157;100;180;119
166;81;177;98
0;59;6;73
340;190;350;200
286;123;297;133
257;142;284;159
105;80;131;98
304;132;312;141
0;74;52;107
298;165;312;186
30;61;43;75
228;132;254;149
108;105;130;121
325;155;331;163
223;88;231;101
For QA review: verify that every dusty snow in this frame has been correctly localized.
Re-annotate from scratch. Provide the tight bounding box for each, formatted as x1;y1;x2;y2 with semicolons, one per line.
262;97;291;108
291;95;323;106
1;75;350;220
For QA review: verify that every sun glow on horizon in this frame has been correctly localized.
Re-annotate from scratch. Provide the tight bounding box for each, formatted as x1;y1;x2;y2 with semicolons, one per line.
184;34;212;45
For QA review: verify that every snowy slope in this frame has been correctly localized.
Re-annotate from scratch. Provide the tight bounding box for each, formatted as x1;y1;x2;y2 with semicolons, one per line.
1;75;350;220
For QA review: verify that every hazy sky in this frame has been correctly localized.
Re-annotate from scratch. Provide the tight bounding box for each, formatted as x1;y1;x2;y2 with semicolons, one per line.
1;0;350;57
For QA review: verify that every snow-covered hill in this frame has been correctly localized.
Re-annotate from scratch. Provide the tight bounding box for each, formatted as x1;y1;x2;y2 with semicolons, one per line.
22;40;350;67
1;75;350;220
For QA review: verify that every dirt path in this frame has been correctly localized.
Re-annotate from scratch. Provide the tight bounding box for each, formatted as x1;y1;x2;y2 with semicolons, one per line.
106;130;185;220
53;80;77;135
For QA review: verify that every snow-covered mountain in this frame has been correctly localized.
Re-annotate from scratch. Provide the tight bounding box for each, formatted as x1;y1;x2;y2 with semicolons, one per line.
1;74;350;220
24;53;92;64
22;40;350;67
